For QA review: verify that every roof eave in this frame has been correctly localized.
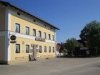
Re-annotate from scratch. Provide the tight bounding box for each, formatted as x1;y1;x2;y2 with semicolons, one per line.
0;1;60;30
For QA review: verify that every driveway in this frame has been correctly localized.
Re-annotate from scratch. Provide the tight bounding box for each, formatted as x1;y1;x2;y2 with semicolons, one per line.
0;57;100;75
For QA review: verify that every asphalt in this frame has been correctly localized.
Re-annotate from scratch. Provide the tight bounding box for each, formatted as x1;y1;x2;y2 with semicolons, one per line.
0;57;100;75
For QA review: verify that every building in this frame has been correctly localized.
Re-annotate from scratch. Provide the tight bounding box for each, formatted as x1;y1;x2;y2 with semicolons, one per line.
0;1;59;64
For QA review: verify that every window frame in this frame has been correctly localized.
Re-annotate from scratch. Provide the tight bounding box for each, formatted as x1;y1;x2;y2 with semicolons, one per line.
33;29;36;36
48;34;51;40
26;45;30;53
53;47;55;53
39;46;42;53
38;31;42;38
44;32;46;39
16;44;20;53
15;23;20;33
53;35;55;41
26;26;30;35
44;46;47;53
49;46;51;53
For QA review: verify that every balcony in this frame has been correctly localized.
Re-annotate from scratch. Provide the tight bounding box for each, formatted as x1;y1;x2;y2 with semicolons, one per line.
35;37;45;42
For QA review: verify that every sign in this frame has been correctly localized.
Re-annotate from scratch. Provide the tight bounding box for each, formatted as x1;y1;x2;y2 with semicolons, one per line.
10;40;16;43
35;37;45;42
10;35;16;40
10;35;16;43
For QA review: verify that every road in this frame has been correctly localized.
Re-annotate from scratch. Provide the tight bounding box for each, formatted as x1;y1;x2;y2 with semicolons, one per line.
0;57;100;75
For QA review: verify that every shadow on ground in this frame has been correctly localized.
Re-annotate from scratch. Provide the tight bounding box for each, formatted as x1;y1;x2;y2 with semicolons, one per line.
57;55;100;59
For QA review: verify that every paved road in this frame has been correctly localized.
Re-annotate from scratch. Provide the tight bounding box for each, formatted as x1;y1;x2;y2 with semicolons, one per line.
0;57;100;75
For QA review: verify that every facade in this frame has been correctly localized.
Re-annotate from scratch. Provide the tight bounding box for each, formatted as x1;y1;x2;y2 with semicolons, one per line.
0;1;59;64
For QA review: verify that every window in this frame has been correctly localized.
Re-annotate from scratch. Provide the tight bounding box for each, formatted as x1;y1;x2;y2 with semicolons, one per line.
48;34;51;40
33;19;36;22
26;45;30;53
44;32;46;39
16;44;20;53
39;46;42;53
17;12;20;15
26;26;30;35
44;46;47;52
49;46;51;53
15;23;20;33
38;31;42;38
53;35;55;41
53;47;55;53
33;29;36;36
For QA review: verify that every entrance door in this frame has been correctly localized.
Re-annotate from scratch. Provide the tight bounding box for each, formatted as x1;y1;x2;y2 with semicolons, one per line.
30;44;37;61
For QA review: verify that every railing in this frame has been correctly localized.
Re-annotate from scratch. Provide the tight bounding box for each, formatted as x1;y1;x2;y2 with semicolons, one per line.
35;37;45;42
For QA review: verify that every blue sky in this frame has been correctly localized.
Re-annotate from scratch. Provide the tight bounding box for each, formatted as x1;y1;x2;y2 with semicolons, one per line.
2;0;100;42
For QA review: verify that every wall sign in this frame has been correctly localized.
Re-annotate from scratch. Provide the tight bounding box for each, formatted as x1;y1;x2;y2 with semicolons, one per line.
35;37;45;42
10;35;16;40
10;35;16;43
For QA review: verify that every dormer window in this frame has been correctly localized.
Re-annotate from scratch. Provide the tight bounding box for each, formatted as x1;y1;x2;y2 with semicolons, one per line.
33;19;36;22
17;12;20;15
45;25;47;27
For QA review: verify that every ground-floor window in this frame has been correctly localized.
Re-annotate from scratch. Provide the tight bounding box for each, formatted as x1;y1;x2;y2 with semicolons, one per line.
44;46;47;52
49;46;51;53
39;46;42;53
26;45;30;53
16;44;20;53
53;47;55;53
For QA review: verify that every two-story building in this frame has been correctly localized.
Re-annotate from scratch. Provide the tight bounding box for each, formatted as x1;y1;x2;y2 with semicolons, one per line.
0;1;59;64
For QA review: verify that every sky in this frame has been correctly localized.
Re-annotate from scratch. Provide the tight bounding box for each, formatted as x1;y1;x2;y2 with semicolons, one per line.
1;0;100;42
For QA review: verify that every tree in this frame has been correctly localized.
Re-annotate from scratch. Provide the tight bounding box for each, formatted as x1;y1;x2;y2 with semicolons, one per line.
65;38;80;56
59;43;64;55
80;21;100;56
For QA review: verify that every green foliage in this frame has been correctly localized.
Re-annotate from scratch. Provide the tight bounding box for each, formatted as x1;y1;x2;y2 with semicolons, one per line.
65;38;80;56
80;21;100;48
59;43;65;53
